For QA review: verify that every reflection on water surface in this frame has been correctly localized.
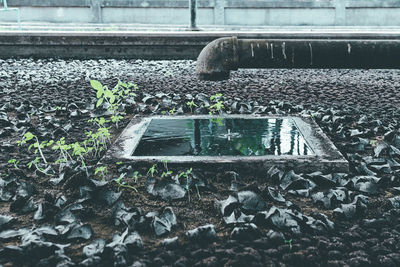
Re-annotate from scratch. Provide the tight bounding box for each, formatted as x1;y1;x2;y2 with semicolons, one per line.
133;118;313;156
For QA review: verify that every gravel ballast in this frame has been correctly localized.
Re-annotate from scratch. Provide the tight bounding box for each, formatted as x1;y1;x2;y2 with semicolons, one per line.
0;58;400;266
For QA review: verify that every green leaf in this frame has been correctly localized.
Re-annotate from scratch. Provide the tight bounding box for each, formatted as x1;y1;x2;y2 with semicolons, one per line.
96;89;103;99
96;98;104;108
104;89;114;99
109;94;116;104
90;80;103;91
24;132;35;141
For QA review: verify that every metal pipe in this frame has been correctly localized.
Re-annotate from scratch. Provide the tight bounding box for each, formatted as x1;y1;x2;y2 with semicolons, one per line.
189;0;197;30
196;36;400;80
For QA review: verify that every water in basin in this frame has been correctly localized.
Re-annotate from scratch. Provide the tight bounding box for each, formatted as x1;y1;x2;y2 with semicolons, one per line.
133;118;313;156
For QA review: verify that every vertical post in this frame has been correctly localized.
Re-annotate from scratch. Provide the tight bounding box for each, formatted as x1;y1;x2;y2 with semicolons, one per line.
189;0;199;30
91;0;102;23
334;0;346;26
214;0;225;25
16;8;21;30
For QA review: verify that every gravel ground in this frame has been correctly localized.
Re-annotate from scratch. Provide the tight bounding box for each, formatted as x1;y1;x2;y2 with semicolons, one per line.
0;59;400;267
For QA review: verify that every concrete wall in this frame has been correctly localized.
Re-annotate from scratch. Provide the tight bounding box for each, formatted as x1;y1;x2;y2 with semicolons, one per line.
2;0;400;26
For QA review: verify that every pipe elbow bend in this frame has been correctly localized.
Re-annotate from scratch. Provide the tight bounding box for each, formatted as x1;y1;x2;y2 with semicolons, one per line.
196;36;239;81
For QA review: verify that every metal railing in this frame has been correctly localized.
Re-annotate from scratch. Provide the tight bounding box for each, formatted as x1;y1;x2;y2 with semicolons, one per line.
0;0;21;29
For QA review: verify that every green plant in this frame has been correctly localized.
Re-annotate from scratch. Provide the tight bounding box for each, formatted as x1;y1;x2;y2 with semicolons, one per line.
70;142;87;165
17;132;54;175
161;170;173;178
369;140;378;147
160;157;174;177
95;166;108;181
114;173;137;192
178;168;194;201
210;93;223;102
210;101;224;112
84;125;111;157
8;159;19;169
90;79;137;128
131;171;141;183
186;100;198;113
178;168;192;179
17;132;50;165
52;137;72;163
209;93;225;114
147;164;158;177
161;157;170;172
285;239;293;250
168;107;176;115
88;117;110;127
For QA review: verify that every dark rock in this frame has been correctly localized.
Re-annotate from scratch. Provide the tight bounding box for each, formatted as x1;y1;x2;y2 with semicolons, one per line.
162;236;179;248
230;223;260;241
174;256;189;267
153;207;177;236
347;176;381;194
96;189;122;206
266;166;284;183
186;224;216;243
10;196;37;214
0;215;16;231
280;170;315;191
370;244;391;256
0;228;30;240
266;230;285;246
389;196;400;209
83;239;106;258
312;188;348;209
254;207;302;234
146;178;186;201
362;218;387;229
216;195;239;216
237;191;266;212
348;256;371;266
306;172;338;187
194;256;218;267
66;224;93;240
80;256;102;267
111;200;144;229
264;187;285;203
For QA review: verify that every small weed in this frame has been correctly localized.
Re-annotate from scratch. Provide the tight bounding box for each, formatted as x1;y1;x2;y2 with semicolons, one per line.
95;166;108;181
169;107;176;115
369;140;378;147
186;100;198;113
210;93;223;101
131;171;141;183
178;168;192;179
285;239;293;250
161;157;170;171
17;132;53;175
8;159;19;169
90;79;137;128
161;170;173;178
147;164;158;177
17;132;49;165
209;93;225;114
114;173;137;192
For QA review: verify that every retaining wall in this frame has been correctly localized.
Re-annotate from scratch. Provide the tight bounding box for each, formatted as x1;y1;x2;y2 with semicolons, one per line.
2;0;400;26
